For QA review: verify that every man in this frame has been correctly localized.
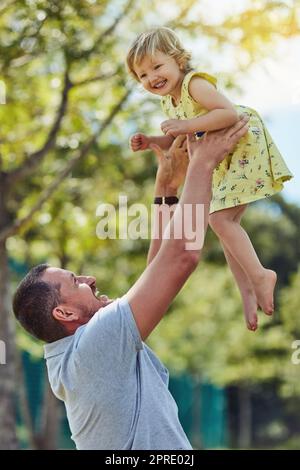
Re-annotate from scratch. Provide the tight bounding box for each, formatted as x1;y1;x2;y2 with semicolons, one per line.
13;117;248;450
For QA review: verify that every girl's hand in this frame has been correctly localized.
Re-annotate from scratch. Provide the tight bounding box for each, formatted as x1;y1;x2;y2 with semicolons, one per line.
130;133;150;152
160;119;190;137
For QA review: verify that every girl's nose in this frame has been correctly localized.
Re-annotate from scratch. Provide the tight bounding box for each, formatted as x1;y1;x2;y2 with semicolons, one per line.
149;74;158;86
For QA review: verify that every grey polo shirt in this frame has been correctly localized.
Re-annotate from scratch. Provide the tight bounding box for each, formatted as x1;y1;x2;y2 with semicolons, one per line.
44;297;192;450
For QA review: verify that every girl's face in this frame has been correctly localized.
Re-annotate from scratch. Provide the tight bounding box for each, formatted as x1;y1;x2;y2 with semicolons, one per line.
134;50;184;98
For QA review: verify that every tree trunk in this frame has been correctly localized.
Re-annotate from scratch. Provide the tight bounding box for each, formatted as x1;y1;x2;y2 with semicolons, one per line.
238;386;252;449
0;239;18;449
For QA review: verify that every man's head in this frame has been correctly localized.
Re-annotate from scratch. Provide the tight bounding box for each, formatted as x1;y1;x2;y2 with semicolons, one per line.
13;264;112;343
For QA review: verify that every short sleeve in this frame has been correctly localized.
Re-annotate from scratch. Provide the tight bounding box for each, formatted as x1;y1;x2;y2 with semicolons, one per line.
183;70;217;90
74;297;143;375
190;71;217;88
182;70;217;102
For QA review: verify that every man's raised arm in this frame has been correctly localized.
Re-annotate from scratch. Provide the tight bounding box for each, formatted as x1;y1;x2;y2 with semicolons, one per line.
126;117;249;340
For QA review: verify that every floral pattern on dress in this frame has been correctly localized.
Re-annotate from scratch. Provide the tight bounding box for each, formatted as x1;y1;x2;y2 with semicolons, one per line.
161;71;293;213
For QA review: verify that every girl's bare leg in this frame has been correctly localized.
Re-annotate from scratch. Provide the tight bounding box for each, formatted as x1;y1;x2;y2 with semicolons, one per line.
222;243;258;330
210;205;258;330
209;205;276;315
223;206;258;330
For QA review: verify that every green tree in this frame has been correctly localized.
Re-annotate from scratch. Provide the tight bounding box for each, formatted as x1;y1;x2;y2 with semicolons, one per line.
0;0;299;448
0;0;134;449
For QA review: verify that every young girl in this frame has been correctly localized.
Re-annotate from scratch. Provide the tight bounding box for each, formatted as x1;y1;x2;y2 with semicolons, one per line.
126;27;293;331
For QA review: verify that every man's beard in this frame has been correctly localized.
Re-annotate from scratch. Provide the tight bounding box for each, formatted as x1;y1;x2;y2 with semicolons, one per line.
79;302;97;322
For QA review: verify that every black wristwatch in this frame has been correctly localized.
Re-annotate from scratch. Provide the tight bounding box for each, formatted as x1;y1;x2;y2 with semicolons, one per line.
154;196;179;205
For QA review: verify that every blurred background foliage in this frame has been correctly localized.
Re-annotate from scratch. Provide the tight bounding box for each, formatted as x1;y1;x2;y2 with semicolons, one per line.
0;0;300;449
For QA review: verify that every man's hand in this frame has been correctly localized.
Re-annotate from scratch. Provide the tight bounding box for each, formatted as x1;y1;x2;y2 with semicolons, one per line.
130;133;150;152
150;135;189;195
161;119;190;137
187;114;249;167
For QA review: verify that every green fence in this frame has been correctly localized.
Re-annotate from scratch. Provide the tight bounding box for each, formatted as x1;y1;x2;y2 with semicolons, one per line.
170;375;227;448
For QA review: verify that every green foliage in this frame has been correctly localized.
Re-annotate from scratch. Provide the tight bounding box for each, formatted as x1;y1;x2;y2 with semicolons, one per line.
148;262;293;387
277;268;300;398
0;0;299;448
280;268;300;337
2;0;299;382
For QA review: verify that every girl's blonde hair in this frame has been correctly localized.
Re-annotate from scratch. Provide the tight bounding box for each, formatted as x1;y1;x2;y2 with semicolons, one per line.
126;27;192;81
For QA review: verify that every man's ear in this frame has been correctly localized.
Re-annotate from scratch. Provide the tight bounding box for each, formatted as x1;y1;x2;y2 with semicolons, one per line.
52;306;79;323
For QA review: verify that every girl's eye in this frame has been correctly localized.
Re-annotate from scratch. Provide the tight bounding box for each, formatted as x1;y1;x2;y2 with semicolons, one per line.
154;64;162;70
140;74;146;79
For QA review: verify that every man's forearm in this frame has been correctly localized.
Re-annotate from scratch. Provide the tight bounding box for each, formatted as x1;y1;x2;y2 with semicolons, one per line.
148;153;214;266
147;180;178;266
165;156;213;255
148;144;215;265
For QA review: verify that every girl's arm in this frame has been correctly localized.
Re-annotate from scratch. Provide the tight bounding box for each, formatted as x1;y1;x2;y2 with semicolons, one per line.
148;134;175;150
130;133;174;152
187;77;238;132
161;78;239;137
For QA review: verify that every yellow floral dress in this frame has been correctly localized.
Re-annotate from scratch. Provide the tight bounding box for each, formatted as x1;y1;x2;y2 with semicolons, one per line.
161;70;293;214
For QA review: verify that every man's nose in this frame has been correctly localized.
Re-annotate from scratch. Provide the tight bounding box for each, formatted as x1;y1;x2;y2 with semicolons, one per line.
77;276;96;286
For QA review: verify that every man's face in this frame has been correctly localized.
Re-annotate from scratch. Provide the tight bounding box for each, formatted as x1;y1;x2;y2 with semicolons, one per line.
42;267;113;326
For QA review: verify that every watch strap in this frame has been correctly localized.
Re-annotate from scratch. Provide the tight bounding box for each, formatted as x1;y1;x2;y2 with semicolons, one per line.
154;196;179;205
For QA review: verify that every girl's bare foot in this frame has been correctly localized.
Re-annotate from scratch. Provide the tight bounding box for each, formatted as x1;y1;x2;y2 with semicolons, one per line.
242;289;258;331
253;269;277;315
